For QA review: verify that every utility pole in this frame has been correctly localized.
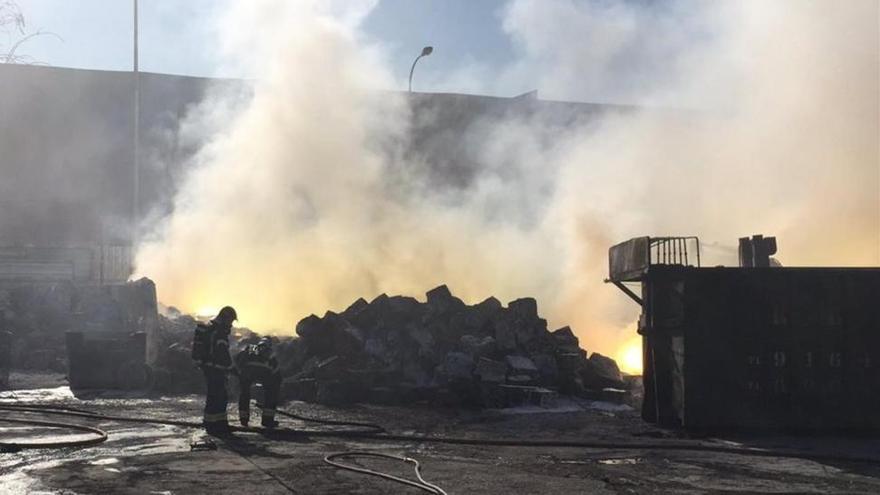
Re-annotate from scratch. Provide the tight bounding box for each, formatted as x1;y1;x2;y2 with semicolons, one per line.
132;0;140;259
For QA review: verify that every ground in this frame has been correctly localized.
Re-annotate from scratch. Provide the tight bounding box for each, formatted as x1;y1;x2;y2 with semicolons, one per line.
1;373;879;494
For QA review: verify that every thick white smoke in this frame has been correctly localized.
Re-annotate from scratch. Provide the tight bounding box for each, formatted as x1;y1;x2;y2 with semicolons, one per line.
136;0;879;372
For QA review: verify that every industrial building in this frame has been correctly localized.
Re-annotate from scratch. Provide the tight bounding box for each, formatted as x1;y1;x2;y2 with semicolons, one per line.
0;63;632;285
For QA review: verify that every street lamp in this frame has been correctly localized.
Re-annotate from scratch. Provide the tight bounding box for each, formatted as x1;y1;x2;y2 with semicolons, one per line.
408;46;433;93
132;0;140;251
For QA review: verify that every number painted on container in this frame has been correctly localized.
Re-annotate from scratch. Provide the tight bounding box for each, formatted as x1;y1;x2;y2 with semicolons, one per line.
773;351;786;367
829;352;842;368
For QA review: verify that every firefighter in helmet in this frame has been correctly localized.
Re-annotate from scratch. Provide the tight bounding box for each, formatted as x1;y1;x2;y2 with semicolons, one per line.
234;337;281;428
193;306;237;435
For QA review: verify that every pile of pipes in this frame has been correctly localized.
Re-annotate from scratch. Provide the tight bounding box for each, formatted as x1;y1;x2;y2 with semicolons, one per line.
279;285;628;407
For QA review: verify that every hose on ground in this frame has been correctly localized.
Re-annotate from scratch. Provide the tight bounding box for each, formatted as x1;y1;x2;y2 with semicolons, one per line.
273;407;386;434
282;407;880;465
0;403;878;465
0;416;108;451
324;451;447;495
0;403;380;436
0;403;208;430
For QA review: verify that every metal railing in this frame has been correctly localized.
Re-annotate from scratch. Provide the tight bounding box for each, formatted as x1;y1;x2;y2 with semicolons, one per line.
649;237;701;267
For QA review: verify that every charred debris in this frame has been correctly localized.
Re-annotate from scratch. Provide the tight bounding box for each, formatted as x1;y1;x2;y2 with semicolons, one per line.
152;285;631;408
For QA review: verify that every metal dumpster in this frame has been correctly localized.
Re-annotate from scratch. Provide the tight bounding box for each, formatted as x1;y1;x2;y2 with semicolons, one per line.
609;236;880;431
66;331;151;390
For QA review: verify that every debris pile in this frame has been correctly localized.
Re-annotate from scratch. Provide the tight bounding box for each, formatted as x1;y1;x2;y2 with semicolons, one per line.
146;285;630;408
150;310;204;393
280;285;627;407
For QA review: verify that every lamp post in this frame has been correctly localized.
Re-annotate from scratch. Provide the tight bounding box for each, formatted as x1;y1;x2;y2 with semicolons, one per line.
132;0;140;249
408;46;433;93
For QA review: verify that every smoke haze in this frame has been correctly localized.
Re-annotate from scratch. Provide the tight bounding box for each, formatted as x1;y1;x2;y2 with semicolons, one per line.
135;0;880;369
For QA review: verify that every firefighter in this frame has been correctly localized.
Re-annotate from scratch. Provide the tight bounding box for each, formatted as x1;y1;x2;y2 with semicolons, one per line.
193;306;237;435
234;337;281;428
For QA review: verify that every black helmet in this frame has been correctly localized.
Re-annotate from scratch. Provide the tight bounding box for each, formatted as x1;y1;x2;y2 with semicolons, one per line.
256;337;272;356
216;306;238;323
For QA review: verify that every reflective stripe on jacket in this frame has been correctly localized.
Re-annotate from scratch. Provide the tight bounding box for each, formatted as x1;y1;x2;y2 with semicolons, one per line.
234;347;280;380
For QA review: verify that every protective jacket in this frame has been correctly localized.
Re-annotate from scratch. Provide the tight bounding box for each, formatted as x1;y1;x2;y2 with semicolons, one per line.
194;321;233;371
235;345;281;427
235;345;280;380
196;320;233;431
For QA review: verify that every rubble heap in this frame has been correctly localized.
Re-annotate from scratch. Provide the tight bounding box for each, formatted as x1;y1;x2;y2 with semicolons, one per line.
280;285;627;407
150;310;203;393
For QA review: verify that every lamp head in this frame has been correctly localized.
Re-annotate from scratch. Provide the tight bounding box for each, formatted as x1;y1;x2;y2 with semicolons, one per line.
421;46;433;57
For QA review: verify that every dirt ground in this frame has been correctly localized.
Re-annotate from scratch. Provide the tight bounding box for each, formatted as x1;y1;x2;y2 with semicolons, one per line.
1;374;879;494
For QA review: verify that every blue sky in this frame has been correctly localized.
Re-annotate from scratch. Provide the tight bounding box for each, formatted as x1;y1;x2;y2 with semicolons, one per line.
9;0;733;103
12;0;519;94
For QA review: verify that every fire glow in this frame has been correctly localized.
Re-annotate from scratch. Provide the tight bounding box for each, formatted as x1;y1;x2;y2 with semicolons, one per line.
616;335;643;375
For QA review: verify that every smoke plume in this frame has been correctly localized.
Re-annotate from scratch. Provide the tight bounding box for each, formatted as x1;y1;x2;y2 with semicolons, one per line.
135;0;879;371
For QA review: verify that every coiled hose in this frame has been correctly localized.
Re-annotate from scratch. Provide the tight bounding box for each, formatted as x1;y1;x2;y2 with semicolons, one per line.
0;416;108;451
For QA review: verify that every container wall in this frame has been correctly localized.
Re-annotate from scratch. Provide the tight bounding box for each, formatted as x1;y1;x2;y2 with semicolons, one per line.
646;266;880;431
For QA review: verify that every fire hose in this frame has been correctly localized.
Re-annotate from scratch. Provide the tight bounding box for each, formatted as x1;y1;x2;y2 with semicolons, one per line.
0;416;108;452
272;409;447;492
3;402;880;460
0;403;443;492
1;402;879;493
324;452;447;495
